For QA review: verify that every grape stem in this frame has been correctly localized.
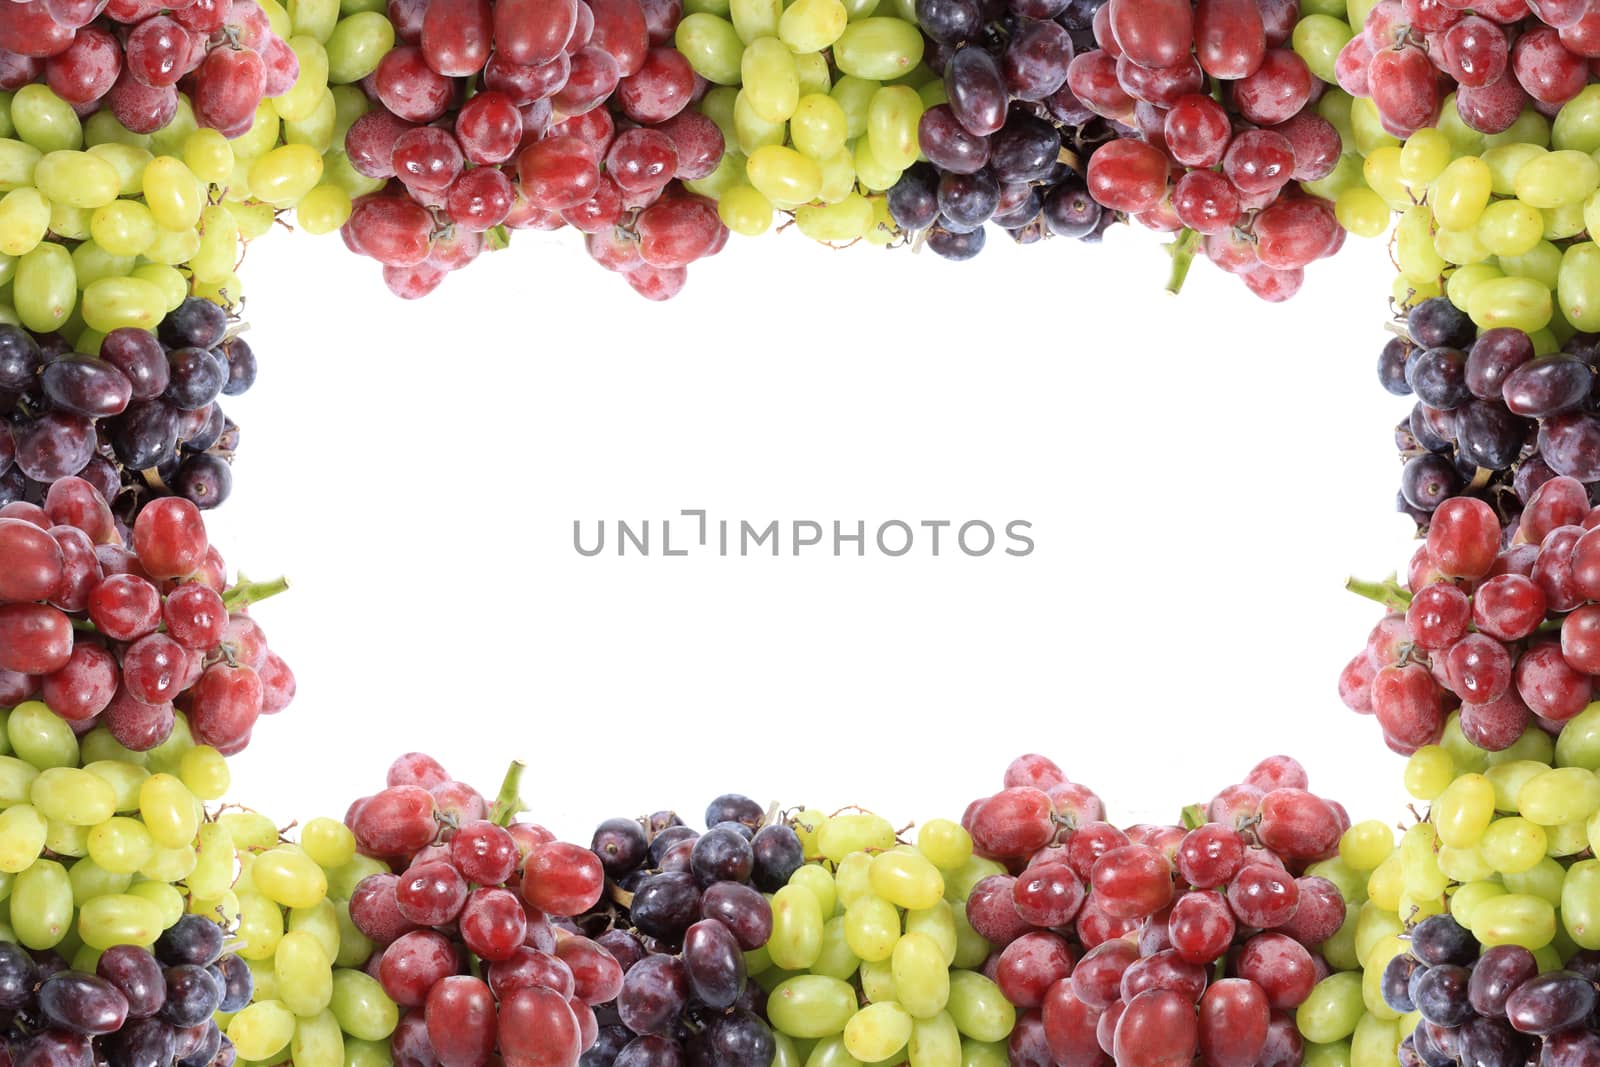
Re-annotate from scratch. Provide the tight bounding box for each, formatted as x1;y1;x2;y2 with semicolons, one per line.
221;574;290;611
1345;574;1412;611
1166;229;1200;296
1179;804;1207;831
491;760;527;827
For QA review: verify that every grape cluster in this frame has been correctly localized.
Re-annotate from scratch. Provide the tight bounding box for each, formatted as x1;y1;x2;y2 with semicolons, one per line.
959;754;1365;1067
339;0;732;300
573;794;794;1067
1060;0;1350;301
0;918;250;1067
0;490;294;753
756;801;1015;1067
1378;297;1600;529
672;0;921;251
873;0;1112;259
341;754;631;1067
0;297;256;514
1339;491;1600;756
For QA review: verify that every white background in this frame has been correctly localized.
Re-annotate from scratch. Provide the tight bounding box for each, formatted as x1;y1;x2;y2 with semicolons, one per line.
201;220;1425;843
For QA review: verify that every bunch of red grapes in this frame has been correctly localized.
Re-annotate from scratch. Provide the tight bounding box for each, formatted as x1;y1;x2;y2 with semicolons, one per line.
1070;0;1347;301
1340;486;1600;753
0;488;295;753
342;0;728;300
0;0;298;136
1336;0;1599;137
966;754;1352;1067
345;754;624;1067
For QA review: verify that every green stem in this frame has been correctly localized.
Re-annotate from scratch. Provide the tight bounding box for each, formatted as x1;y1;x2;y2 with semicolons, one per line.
491;761;527;827
1180;804;1207;831
1166;229;1199;296
222;575;290;612
71;618;99;633
1345;574;1412;612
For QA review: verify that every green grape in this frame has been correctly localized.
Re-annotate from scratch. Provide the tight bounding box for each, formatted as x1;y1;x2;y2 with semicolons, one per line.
1500;239;1563;289
251;142;326;204
943;857;1006;904
176;746;229;802
1563;858;1600;949
1520;767;1600;825
869;851;943;910
1290;14;1351;83
1362;147;1410;211
686;0;731;18
905;901;957;965
1404;746;1455;801
949;906;988;971
300;817;356;869
906;1012;960;1067
1366;854;1403;913
1335;188;1389;239
1305;1040;1352;1067
0;757;39;807
915;820;972;871
276;929;335;1016
791;93;848;160
1397;206;1447;282
231;1000;299;1061
1437;844;1495;883
1471;892;1557;949
15;241;75;333
831;19;922;80
1513;149;1600;208
1436;227;1489;266
844;1002;913;1063
1481;817;1547;874
958;1038;1006;1067
859;958;895;1004
72;240;133;287
237;890;286;960
675;14;743;83
1349;1014;1397;1067
82;277;166;332
89;201;155;257
142;156;204;231
1467;275;1554;332
890;932;948;1018
1558;241;1600;331
1484;143;1547;194
1503;856;1566;906
1297;973;1365;1044
790;864;837;917
1489;760;1549;811
742;37;800;123
1554;85;1600;152
768;976;859;1038
84;111;148;150
128;881;183;931
331;972;400;1036
284;91;337;153
333;901;375;968
1321;910;1362;973
291;1010;345;1067
1302;150;1363;201
944;973;1012;1043
0;140;40;193
140;844;196;884
1433;773;1494;848
11;858;71;950
1432;155;1492;230
77;892;164;949
33;150;120;209
865;86;920;172
275;37;331;122
0;804;46;873
86;817;154;875
1547;819;1589;857
730;0;781;41
1544;200;1586;240
1451;880;1508;929
291;0;341;40
844;895;900;961
851;137;899;192
812;916;861;980
132;263;186;314
1350;97;1399;156
231;102;282;162
1399;127;1451;187
297;184;352;234
254;846;328;909
795;52;832;95
326;11;394;82
1443;712;1493;773
1437;95;1487;156
1401;824;1448;898
12;85;82;152
780;0;848;51
0;189;49;258
326;854;387;900
718;184;774;235
344;1039;394;1067
818;814;895;865
140;774;199;849
188;822;235;900
1317;91;1355;150
771;884;827;970
806;1034;860;1067
734;92;786;154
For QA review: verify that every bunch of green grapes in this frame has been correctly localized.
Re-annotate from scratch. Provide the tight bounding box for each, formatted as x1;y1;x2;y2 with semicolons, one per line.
0;0;391;344
1361;89;1600;340
1380;702;1600;964
672;0;923;246
208;809;400;1067
0;702;230;960
751;808;1015;1067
